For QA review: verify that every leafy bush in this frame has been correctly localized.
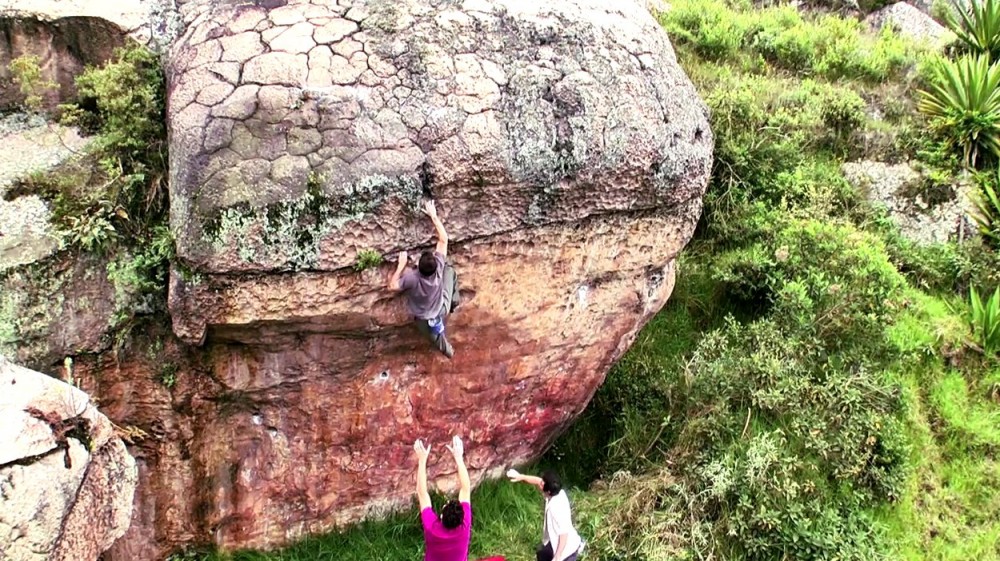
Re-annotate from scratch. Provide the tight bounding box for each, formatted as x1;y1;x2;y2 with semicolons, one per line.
584;315;909;561
8;54;57;111
969;285;1000;353
61;200;120;254
158;362;179;389
944;0;1000;59
822;87;868;153
713;219;906;349
105;225;174;328
61;46;168;239
917;54;1000;167
354;249;384;272
581;220;910;560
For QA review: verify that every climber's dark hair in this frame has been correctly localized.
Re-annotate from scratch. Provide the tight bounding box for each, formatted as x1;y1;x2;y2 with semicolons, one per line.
542;470;562;496
418;251;438;277
441;499;464;529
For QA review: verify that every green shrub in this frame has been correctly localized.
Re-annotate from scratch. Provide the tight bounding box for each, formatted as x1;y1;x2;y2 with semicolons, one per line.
353;249;384;272
61;200;120;254
61;45;168;240
917;54;1000;167
580;313;910;561
969;285;1000;353
944;0;1000;59
713;219;906;350
158;362;179;389
666;0;918;83
822;87;868;154
701;75;837;245
105;225;174;328
663;0;746;60
8;54;57;111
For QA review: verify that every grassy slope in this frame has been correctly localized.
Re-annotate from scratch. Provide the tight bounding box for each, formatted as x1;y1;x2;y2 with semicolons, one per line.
881;295;1000;560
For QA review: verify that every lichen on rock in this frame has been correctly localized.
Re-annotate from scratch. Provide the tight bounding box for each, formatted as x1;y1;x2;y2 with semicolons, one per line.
203;172;423;270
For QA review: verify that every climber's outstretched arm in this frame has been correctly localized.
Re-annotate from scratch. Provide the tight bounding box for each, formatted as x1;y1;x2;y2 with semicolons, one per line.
414;439;432;509
423;201;448;257
388;251;408;292
446;435;471;503
507;469;544;492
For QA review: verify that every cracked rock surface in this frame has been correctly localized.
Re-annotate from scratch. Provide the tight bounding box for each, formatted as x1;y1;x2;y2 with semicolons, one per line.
0;356;137;561
167;0;711;287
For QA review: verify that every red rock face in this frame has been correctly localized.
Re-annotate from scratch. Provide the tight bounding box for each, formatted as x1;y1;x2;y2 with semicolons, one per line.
84;208;697;559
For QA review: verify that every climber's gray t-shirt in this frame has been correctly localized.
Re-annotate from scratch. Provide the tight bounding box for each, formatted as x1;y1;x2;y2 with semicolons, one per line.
399;252;445;320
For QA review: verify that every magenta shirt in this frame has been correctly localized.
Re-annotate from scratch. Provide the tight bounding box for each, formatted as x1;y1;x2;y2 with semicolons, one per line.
421;502;472;561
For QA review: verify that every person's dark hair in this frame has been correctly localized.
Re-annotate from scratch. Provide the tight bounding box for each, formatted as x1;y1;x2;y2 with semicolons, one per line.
541;470;562;496
418;251;438;277
441;499;464;529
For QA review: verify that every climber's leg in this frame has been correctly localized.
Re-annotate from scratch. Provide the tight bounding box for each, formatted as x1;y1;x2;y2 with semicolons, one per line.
442;265;459;315
414;317;455;358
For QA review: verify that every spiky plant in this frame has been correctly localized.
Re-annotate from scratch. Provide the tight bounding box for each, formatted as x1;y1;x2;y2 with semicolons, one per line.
945;0;1000;59
917;54;1000;167
969;285;1000;354
971;168;1000;245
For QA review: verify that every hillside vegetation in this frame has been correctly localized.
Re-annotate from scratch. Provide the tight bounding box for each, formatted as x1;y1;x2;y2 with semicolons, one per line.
158;0;1000;559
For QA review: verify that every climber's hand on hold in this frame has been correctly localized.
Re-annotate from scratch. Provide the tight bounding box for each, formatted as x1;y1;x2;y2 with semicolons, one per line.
423;200;437;218
445;435;464;459
388;251;408;291
413;438;431;462
506;468;522;482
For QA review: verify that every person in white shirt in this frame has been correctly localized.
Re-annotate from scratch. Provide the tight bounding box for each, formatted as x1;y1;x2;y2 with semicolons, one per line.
507;469;583;561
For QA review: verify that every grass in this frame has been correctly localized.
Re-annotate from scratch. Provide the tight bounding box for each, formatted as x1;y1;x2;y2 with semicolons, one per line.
881;367;1000;561
191;479;549;561
878;294;1000;561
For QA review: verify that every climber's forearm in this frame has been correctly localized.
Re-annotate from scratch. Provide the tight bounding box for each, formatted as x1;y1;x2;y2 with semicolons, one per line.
430;215;448;256
554;533;568;561
514;474;544;490
416;457;431;509
454;453;471;502
388;255;407;291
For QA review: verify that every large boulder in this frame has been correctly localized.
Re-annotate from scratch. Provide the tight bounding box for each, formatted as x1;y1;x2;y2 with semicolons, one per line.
864;2;955;48
153;0;711;554
5;0;712;557
0;356;138;561
168;0;711;339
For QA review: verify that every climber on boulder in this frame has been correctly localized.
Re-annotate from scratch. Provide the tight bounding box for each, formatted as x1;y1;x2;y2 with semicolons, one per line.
388;200;460;358
414;436;473;561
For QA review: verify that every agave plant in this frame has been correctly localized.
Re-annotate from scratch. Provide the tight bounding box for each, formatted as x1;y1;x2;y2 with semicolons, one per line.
945;0;1000;59
969;285;1000;354
917;54;1000;167
971;169;1000;244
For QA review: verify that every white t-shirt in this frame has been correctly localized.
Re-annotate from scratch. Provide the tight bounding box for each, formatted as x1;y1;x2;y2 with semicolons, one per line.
543;490;582;561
